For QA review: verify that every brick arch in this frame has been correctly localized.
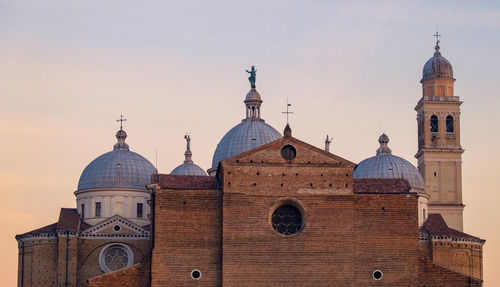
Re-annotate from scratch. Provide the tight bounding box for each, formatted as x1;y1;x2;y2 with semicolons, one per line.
77;240;148;286
452;250;471;276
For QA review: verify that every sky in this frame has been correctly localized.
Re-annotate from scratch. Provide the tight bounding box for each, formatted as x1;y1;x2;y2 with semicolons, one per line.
0;0;499;286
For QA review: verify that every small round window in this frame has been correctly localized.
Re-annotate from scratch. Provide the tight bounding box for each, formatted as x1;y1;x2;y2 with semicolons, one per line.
281;145;297;160
272;205;303;235
373;270;383;280
191;269;202;280
98;243;134;273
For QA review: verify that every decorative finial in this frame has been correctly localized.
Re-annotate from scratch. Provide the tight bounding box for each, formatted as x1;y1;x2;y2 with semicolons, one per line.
281;98;293;125
183;134;193;163
376;133;392;155
325;134;332;152
113;115;129;150
433;30;441;55
284;123;292;138
117;114;127;131
246;65;257;89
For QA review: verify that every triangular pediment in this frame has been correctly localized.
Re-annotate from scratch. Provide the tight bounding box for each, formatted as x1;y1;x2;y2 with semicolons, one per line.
221;135;356;168
80;215;149;238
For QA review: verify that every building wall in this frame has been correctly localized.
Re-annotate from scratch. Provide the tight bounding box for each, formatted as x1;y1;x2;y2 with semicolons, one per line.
151;188;222;286
18;237;58;287
430;240;483;280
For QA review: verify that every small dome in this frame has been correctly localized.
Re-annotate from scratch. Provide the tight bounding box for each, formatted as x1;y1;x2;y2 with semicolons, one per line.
171;163;207;176
77;129;156;191
354;134;425;192
211;119;281;169
245;88;262;102
422;42;453;80
171;135;207;176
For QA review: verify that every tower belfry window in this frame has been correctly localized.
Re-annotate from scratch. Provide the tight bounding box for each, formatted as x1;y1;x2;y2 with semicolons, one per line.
446;115;454;133
430;115;439;132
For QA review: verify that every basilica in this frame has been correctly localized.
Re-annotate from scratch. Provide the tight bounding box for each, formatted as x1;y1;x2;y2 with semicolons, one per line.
16;39;485;286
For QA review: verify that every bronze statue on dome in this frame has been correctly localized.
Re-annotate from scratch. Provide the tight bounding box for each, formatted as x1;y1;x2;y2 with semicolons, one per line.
246;66;257;89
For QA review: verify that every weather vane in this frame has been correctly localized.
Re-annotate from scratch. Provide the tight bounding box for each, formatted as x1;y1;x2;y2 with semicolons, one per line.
281;98;293;124
116;114;127;131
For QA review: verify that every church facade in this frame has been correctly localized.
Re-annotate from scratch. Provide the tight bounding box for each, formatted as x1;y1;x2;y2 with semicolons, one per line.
16;39;485;286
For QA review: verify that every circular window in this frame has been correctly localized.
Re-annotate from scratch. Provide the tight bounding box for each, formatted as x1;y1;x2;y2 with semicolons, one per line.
98;243;134;273
191;269;202;280
281;145;297;160
113;225;121;232
373;270;383;280
271;205;303;236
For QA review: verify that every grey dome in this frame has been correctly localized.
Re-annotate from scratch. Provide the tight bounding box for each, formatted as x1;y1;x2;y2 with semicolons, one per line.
423;42;453;80
171;162;207;175
354;134;425;192
171;135;207;176
211;119;281;169
77;130;156;191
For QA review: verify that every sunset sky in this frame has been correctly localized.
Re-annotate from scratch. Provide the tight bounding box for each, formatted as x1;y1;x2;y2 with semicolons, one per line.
1;0;499;286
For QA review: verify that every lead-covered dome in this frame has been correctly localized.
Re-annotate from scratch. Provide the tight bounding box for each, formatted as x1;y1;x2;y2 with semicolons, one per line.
354;134;425;192
77;129;156;191
171;135;207;176
422;41;453;80
211;118;281;169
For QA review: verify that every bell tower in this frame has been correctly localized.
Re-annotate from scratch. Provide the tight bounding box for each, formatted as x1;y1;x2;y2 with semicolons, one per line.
415;35;465;231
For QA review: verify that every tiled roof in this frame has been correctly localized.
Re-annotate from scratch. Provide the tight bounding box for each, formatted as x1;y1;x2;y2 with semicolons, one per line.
353;178;412;193
153;174;219;190
420;214;484;242
56;208;82;231
16;208;83;239
16;222;58;238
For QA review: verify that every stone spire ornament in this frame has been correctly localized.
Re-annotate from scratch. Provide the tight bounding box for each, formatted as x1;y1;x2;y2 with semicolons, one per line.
325;135;332;152
183;134;193;163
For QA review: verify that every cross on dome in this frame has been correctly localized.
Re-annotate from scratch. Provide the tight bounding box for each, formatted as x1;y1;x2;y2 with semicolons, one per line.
117;114;127;131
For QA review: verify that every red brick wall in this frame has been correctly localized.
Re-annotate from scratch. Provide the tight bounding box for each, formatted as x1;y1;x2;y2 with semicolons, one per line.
151;189;222;286
88;263;150;287
18;238;58;287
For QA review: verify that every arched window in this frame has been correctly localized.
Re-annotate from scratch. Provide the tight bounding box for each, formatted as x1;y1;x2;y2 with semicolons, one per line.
446;115;454;133
430;115;439;132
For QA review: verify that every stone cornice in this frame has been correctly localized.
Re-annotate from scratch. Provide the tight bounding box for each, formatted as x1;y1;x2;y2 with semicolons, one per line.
415;148;464;158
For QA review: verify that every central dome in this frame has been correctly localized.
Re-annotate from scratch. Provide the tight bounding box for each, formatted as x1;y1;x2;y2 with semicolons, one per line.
211;118;281;169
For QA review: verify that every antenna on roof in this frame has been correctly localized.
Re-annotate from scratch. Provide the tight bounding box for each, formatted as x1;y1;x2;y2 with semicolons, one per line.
281;98;293;125
155;148;158;173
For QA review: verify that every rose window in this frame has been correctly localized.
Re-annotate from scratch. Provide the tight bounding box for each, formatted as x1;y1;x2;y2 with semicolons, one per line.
272;205;302;235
